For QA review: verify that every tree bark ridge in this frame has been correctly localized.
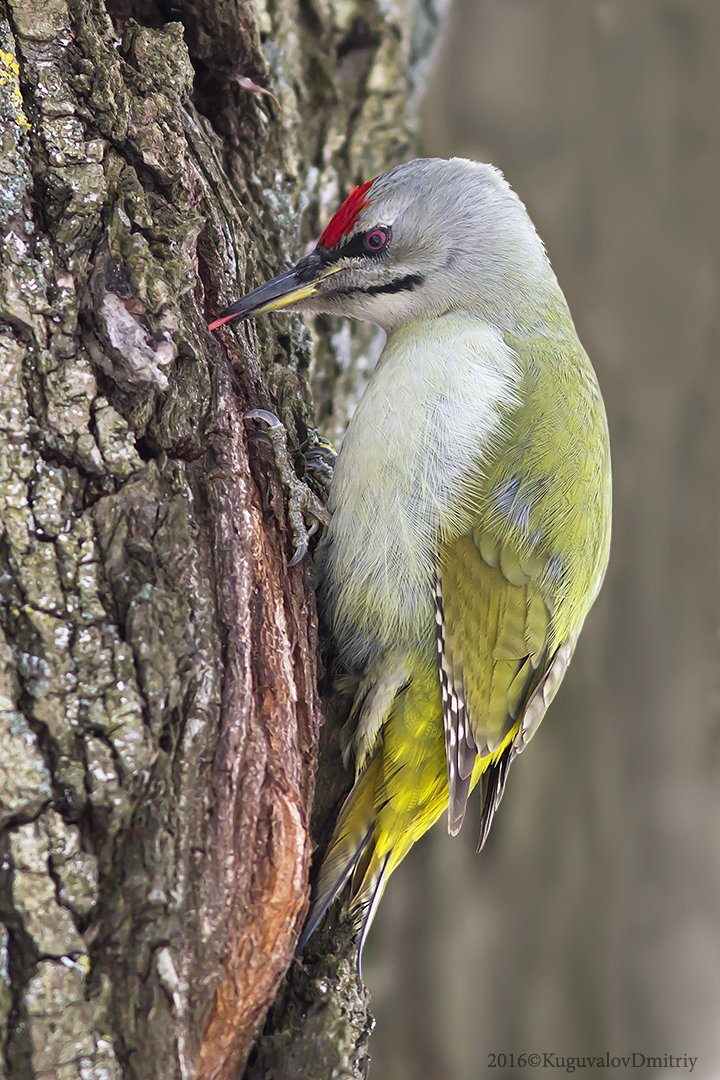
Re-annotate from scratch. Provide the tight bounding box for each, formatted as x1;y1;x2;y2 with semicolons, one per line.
0;0;442;1076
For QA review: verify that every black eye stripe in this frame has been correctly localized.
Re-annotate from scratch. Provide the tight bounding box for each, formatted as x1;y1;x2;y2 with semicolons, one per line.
325;273;424;300
337;233;366;258
320;225;392;262
361;273;423;296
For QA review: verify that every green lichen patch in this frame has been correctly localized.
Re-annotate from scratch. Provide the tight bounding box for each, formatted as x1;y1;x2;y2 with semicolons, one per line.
6;0;70;42
9;819;84;957
44;810;99;919
0;630;52;827
24;960;121;1080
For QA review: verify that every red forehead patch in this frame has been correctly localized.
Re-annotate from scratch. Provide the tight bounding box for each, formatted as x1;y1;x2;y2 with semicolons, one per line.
318;178;375;248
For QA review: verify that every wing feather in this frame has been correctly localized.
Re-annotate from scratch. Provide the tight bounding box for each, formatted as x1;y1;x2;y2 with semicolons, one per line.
437;528;557;836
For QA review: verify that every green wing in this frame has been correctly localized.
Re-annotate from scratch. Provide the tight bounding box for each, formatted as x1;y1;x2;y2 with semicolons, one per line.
436;320;611;840
437;527;559;836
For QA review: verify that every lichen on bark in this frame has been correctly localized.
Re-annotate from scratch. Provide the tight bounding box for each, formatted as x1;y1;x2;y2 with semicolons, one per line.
0;0;441;1076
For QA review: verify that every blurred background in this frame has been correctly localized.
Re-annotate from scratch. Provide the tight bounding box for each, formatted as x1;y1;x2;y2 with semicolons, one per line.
362;2;720;1078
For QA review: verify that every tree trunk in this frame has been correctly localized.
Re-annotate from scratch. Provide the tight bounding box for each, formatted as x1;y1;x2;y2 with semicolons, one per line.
0;1;442;1077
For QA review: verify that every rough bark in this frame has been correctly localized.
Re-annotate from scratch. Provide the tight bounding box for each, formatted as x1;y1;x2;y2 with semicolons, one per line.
0;1;442;1077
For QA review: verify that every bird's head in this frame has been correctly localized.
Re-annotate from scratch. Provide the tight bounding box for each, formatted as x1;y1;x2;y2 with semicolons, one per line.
209;158;553;334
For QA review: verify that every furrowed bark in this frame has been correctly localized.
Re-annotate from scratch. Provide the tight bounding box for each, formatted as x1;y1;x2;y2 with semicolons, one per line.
0;0;442;1077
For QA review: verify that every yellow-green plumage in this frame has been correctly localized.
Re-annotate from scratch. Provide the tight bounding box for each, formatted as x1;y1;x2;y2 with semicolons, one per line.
303;311;611;951
209;157;611;956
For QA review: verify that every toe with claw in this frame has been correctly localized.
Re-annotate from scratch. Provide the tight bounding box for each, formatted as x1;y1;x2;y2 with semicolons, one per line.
299;430;337;503
246;409;332;567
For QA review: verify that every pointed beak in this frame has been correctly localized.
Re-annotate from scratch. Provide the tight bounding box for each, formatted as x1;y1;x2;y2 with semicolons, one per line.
208;255;341;332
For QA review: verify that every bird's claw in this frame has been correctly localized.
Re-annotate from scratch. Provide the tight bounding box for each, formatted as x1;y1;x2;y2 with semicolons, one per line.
245;409;332;567
287;542;308;569
301;432;337;502
245;407;282;429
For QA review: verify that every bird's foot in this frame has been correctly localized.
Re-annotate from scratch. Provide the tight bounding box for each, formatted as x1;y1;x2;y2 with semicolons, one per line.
299;428;337;503
245;409;332;567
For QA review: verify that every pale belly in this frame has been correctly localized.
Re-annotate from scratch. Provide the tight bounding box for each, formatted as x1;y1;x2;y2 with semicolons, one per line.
316;314;519;668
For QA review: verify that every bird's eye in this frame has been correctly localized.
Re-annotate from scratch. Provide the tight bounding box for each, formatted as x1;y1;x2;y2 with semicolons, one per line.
363;228;388;253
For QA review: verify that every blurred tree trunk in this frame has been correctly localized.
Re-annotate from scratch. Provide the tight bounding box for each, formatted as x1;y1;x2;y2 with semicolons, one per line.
369;3;720;1079
0;0;442;1077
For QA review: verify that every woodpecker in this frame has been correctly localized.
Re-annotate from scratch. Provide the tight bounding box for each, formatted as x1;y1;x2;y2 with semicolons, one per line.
210;158;612;956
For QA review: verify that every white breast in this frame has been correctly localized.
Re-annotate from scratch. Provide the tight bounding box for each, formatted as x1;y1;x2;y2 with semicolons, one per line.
318;312;520;668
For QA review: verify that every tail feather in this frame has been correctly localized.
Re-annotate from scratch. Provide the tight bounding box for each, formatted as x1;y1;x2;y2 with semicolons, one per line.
447;771;472;836
298;661;455;956
356;852;391;974
296;822;372;952
297;752;384;952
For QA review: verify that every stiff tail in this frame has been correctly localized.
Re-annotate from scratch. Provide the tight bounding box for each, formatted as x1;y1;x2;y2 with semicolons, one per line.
355;850;391;970
298;662;450;960
297;751;387;955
